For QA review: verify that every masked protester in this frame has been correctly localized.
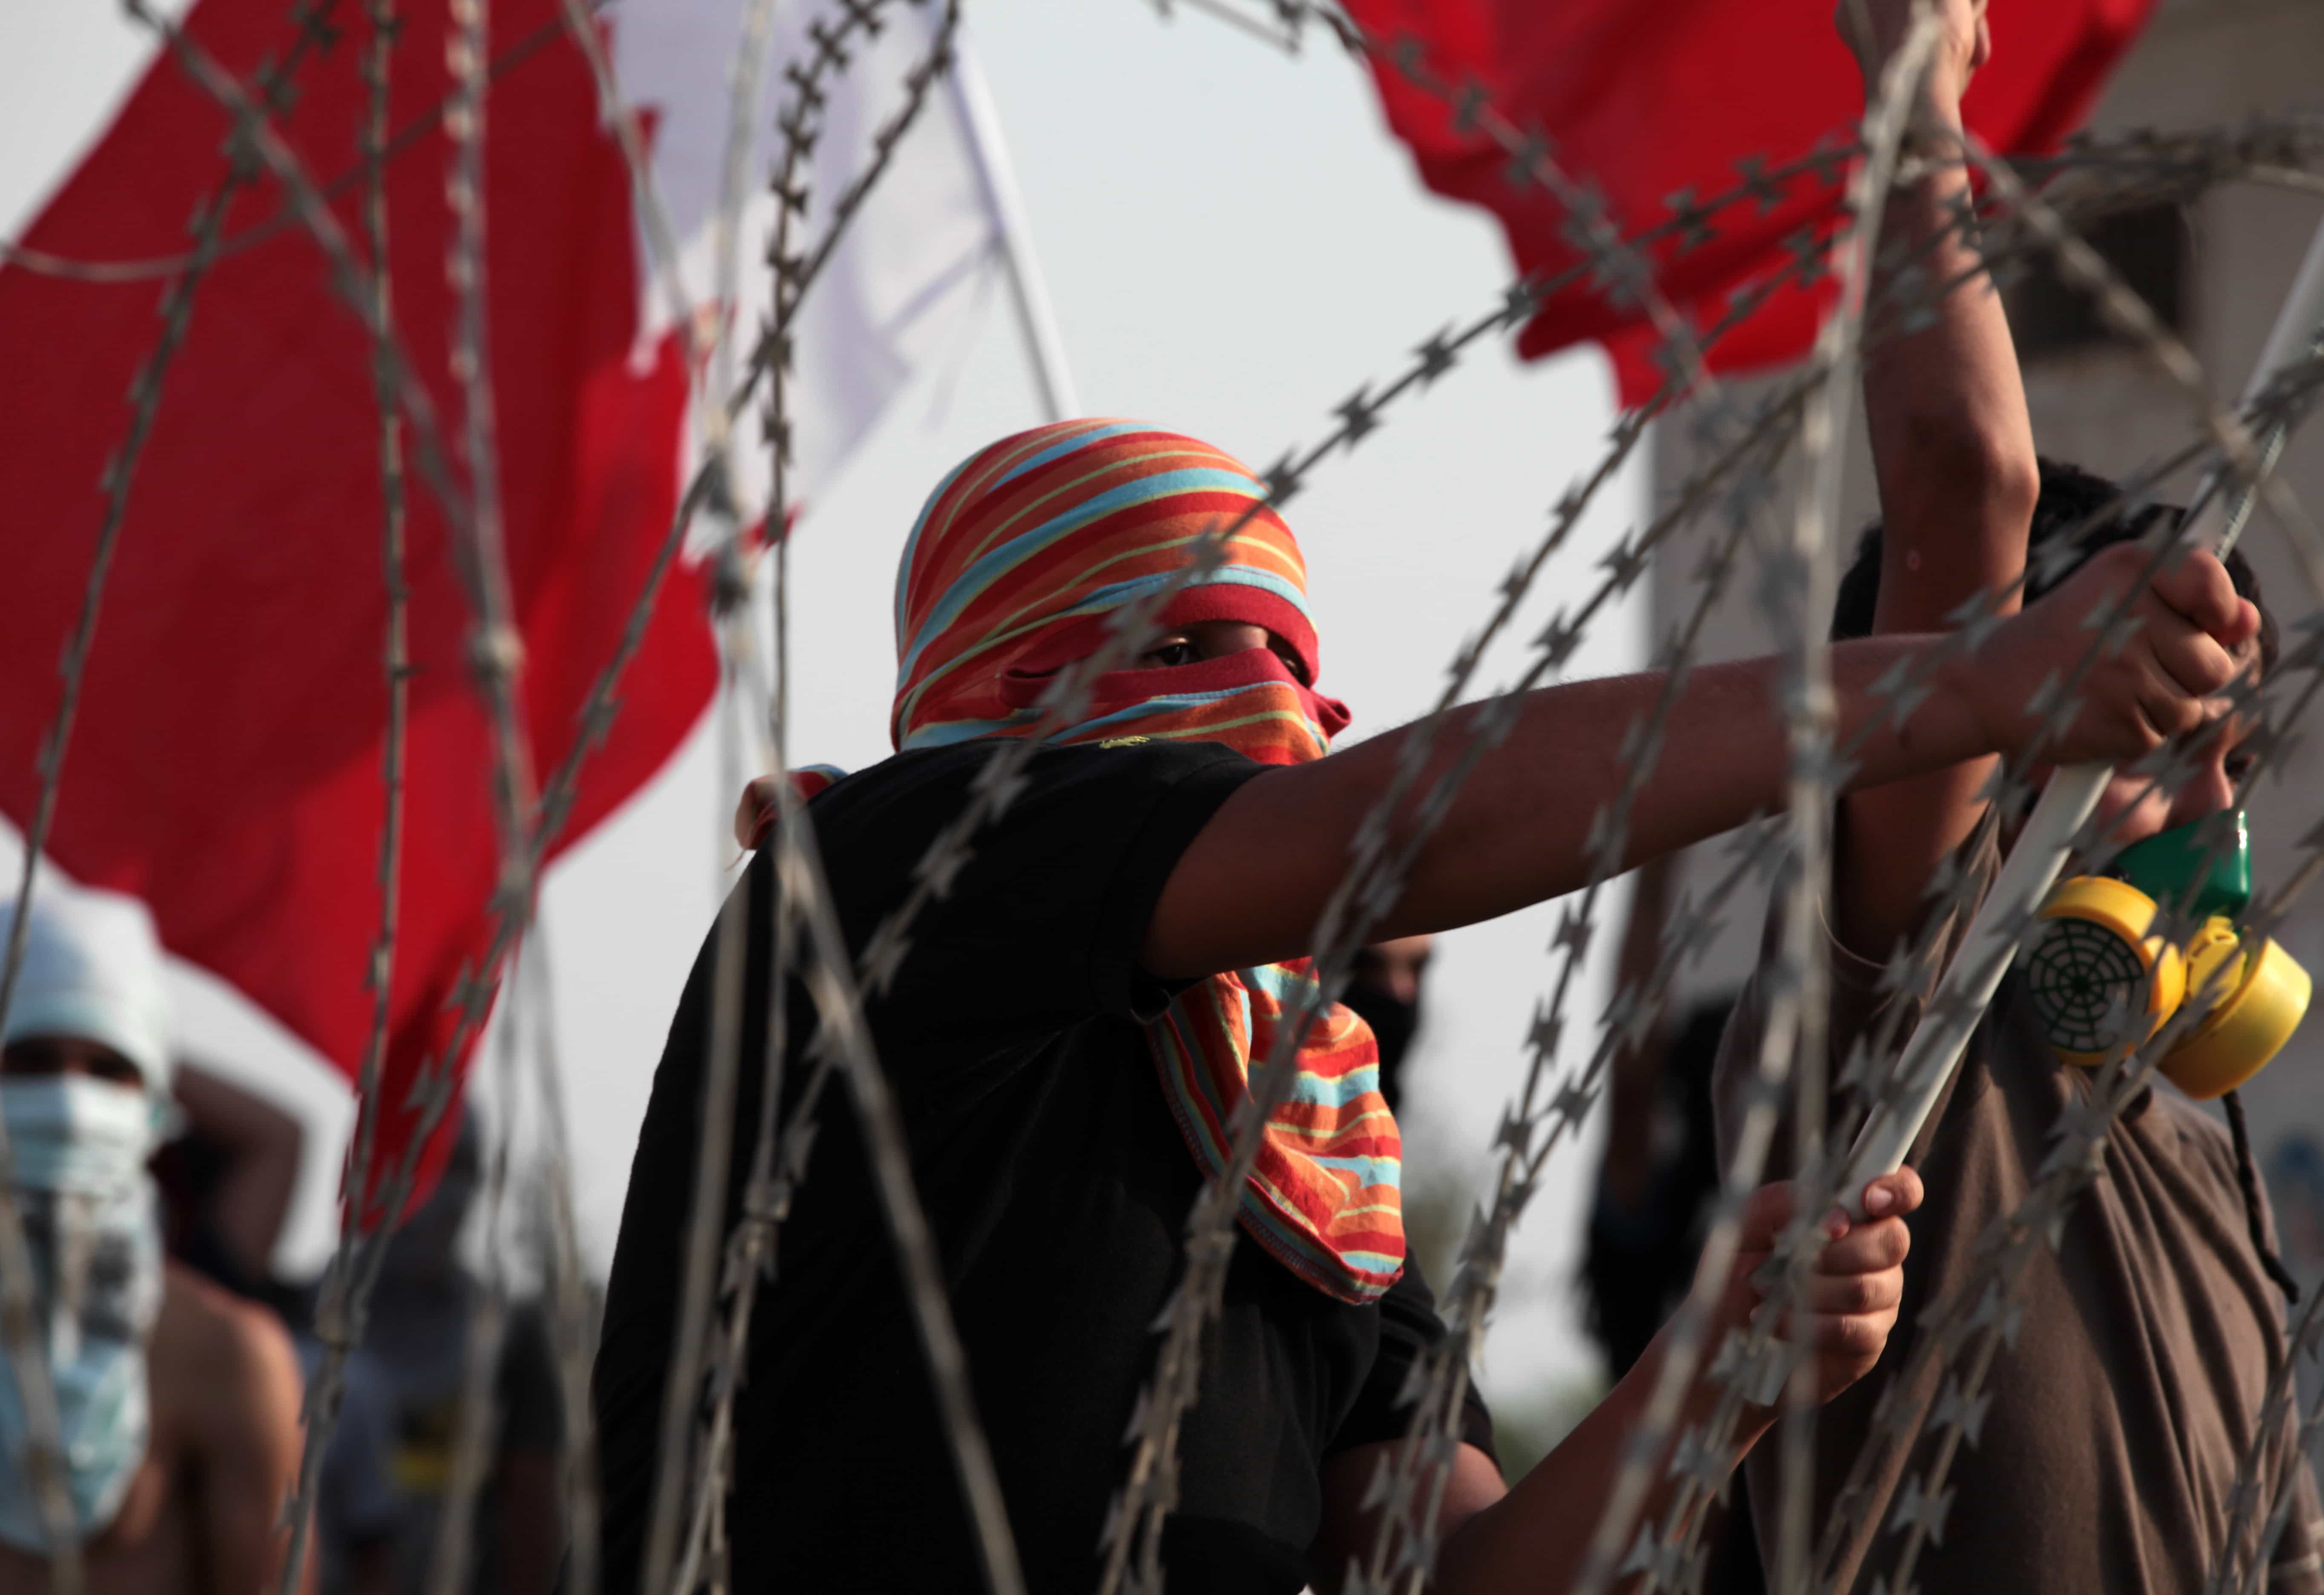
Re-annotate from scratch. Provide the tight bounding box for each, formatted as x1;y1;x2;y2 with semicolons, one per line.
1341;936;1432;1114
308;1115;563;1595
0;887;308;1595
582;334;2268;1590
1703;9;2324;1583
1713;455;2324;1595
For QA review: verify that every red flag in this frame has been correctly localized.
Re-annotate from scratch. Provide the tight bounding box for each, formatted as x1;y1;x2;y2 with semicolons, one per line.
1343;0;2156;404
0;1;716;1205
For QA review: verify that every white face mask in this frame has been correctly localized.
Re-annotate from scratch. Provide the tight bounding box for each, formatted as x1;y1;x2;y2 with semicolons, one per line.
0;1077;164;1550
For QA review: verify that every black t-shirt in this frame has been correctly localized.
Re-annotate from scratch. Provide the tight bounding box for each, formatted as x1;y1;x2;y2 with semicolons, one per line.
591;740;1494;1594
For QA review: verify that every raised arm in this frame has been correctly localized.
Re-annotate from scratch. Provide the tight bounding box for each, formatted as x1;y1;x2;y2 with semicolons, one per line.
1835;0;2041;960
170;1061;304;1284
1145;541;2252;982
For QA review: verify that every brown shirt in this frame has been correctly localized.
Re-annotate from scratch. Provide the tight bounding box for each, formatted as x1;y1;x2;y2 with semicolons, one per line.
1714;843;2324;1595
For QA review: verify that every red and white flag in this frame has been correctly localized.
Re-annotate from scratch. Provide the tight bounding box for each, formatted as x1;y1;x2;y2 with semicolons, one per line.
617;0;1025;522
0;0;1020;1204
1342;0;2156;404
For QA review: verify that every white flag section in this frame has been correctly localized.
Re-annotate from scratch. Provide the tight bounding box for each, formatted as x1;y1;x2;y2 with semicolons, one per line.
613;0;1059;518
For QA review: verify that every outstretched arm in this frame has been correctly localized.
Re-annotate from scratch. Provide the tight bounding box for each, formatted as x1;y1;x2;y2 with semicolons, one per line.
1836;0;2041;961
1145;542;2253;982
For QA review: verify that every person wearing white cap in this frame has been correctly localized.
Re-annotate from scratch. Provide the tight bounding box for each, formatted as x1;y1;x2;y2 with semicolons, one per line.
0;886;309;1594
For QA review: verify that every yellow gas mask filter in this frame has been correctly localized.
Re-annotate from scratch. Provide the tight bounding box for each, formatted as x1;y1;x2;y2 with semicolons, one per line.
2021;812;2311;1099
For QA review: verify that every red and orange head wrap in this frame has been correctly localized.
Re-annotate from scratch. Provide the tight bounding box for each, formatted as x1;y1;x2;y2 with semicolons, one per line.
887;418;1350;766
760;420;1403;1304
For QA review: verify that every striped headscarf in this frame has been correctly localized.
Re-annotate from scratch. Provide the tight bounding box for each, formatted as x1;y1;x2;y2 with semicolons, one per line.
767;419;1403;1304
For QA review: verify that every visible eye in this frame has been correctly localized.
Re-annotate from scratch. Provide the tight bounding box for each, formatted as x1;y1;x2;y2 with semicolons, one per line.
88;1053;143;1088
2226;751;2258;786
1142;639;1199;669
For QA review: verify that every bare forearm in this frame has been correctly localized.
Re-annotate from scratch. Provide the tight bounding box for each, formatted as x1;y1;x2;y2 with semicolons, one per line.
1147;637;1987;979
1429;1161;1929;1592
1842;80;2039;957
1862;138;2036;619
1433;1336;1770;1593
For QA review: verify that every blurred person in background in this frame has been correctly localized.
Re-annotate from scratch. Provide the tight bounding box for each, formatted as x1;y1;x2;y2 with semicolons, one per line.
310;1113;563;1595
1584;851;1762;1593
151;1060;307;1325
1340;935;1433;1112
0;887;309;1593
1584;858;1737;1382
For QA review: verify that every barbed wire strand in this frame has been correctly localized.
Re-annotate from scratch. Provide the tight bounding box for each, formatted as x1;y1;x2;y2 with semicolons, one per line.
2212;1230;2324;1592
1329;28;2324;1595
1762;19;1946;1592
278;0;417;1586
409;0;587;1588
636;624;761;1595
9;92;2312;287
84;22;752;1595
513;921;608;1595
525;3;762;1590
668;0;920;1576
424;959;524;1595
2233;1297;2324;1595
1115;15;2026;1595
732;610;1036;1593
1329;141;2324;1595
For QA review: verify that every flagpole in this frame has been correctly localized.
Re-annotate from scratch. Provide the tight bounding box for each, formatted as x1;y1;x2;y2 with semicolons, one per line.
945;41;1082;424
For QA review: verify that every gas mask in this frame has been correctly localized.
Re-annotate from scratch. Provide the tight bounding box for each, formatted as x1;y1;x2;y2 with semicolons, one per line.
2023;810;2312;1099
0;1076;166;1551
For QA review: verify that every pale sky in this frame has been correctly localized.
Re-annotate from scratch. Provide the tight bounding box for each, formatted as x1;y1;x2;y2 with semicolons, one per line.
3;0;1649;1406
